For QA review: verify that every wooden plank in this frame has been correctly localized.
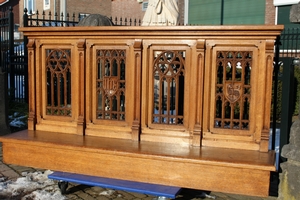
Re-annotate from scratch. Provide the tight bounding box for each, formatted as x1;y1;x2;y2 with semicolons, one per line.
48;171;181;199
0;130;275;197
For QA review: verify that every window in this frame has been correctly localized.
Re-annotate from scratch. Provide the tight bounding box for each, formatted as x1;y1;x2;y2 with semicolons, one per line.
142;2;148;11
44;0;50;10
24;0;36;13
79;13;89;21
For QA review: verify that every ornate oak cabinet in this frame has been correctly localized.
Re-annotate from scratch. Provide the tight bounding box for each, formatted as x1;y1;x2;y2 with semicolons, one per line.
0;26;283;197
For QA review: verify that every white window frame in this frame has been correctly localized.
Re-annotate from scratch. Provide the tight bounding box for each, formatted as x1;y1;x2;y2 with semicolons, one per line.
44;0;50;10
273;0;298;6
24;0;36;14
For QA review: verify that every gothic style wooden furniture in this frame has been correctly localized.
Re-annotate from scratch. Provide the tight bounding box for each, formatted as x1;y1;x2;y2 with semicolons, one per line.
0;25;283;197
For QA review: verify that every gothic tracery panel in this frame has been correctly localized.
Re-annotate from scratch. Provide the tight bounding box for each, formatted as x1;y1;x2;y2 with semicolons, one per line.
152;50;185;125
96;49;126;120
214;51;252;130
46;49;72;117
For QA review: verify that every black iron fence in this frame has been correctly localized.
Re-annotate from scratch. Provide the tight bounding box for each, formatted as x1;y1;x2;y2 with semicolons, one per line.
24;8;141;27
24;8;79;27
272;27;300;158
0;8;10;72
277;28;300;121
0;7;27;103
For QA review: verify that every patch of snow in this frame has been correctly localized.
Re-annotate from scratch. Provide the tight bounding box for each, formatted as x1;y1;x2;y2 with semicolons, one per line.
9;114;27;127
0;170;66;200
100;189;115;196
22;188;65;200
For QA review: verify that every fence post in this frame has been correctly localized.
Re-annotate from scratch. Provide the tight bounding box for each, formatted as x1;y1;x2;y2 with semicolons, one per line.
0;70;11;135
8;6;15;100
272;36;281;150
23;8;28;27
23;8;29;103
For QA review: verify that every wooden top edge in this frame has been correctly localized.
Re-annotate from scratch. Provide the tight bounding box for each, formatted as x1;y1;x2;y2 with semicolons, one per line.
19;25;284;36
0;130;276;171
19;25;284;31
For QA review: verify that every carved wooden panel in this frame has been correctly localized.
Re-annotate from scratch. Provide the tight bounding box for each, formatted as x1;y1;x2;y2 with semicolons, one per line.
31;40;84;134
214;51;252;130
141;42;194;144
96;49;126;121
45;49;72;117
21;26;283;149
202;41;268;150
152;50;185;125
85;41;138;139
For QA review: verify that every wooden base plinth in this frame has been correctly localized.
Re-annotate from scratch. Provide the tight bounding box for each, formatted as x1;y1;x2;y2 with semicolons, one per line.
0;130;275;197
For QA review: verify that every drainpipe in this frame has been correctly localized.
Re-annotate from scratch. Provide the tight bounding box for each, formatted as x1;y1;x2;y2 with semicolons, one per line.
54;0;56;18
220;0;224;25
60;0;67;20
184;0;189;25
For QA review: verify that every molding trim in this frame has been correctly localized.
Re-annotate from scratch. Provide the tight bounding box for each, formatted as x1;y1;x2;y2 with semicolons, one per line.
274;0;299;6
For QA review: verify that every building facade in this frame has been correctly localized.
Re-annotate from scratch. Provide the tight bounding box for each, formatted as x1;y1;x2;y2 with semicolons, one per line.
0;0;20;25
19;0;112;25
15;0;300;27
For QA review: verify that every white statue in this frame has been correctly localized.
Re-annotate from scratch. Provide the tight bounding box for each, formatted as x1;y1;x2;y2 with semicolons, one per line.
142;0;179;26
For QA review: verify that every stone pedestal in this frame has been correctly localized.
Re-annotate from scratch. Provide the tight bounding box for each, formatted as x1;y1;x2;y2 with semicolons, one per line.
278;118;300;200
0;71;10;135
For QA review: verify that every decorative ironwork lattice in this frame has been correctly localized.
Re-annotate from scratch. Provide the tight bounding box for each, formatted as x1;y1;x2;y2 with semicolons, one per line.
153;50;185;125
46;49;72;116
96;49;126;120
215;51;252;130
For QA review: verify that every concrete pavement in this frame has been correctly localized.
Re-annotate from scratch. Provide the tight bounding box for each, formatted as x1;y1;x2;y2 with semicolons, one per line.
0;143;279;200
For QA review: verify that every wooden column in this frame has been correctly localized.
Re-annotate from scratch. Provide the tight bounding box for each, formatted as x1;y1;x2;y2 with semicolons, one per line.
76;39;86;135
191;39;205;146
131;39;142;141
27;39;36;130
260;40;276;152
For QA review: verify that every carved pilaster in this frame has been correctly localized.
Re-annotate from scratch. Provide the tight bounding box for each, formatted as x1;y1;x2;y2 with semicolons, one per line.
260;40;274;152
27;39;36;130
131;39;142;141
77;39;86;135
193;39;205;146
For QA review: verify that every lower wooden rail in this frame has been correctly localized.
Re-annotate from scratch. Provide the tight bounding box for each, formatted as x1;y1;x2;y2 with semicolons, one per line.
0;130;275;197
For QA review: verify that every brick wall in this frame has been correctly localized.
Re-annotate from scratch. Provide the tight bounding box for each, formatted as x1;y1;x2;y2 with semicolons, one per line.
112;0;144;21
67;0;111;17
112;0;184;24
3;0;20;25
178;0;184;25
265;0;276;25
